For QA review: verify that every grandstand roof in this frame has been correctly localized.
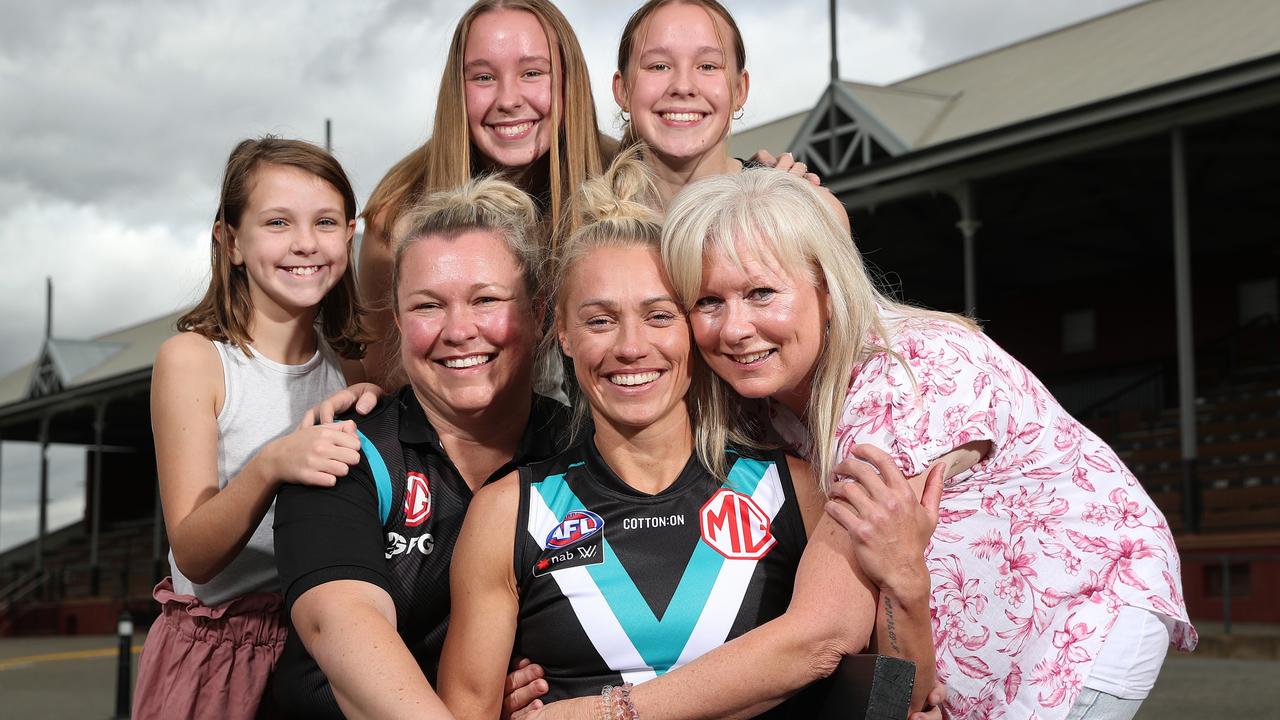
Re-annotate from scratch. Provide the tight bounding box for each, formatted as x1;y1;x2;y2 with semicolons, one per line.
730;0;1280;159
0;312;181;409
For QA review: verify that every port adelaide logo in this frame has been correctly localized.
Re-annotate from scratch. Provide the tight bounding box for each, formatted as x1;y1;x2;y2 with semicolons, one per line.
535;510;605;577
699;489;776;560
404;471;432;527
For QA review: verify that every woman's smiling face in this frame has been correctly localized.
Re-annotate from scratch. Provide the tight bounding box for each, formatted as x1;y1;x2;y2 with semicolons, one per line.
559;244;692;433
689;239;828;413
396;229;538;419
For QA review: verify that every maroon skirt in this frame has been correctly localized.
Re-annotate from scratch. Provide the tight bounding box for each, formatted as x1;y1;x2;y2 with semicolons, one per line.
132;577;287;720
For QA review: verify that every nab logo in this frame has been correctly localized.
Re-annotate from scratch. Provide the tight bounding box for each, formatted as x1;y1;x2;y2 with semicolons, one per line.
546;510;604;549
699;489;775;560
404;472;432;527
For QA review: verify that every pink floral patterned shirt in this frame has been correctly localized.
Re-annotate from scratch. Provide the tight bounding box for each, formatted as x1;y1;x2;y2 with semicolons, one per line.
769;313;1196;720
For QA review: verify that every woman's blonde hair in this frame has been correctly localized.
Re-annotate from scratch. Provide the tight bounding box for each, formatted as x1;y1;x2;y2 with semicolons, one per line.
391;176;542;313
365;0;603;254
615;0;746;150
546;146;757;480
179;137;370;359
391;175;561;396
662;170;975;491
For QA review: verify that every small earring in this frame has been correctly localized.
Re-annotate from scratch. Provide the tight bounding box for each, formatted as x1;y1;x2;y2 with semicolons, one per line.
733;107;744;121
620;109;630;122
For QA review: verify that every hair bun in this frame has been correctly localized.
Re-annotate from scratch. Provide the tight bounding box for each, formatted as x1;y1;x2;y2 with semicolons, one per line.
576;143;661;227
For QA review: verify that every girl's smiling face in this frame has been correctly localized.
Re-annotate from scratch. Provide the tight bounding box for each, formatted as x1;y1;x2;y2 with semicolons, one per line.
226;163;352;321
614;2;748;167
464;8;556;170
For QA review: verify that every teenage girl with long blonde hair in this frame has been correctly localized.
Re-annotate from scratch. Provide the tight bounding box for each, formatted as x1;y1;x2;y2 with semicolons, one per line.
359;0;614;388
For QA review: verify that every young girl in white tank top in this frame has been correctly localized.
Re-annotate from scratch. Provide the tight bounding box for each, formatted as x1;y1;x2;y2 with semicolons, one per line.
133;137;372;720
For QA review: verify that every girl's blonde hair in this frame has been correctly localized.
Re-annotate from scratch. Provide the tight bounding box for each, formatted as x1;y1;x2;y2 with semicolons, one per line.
662;169;975;491
615;0;746;150
179;137;369;359
547;146;758;480
365;0;604;255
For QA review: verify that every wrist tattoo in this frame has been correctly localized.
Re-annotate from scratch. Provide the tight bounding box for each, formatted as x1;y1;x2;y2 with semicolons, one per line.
885;595;901;654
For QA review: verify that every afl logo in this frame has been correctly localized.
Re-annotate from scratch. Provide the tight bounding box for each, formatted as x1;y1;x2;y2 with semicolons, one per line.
699;489;775;560
404;472;432;527
546;510;604;549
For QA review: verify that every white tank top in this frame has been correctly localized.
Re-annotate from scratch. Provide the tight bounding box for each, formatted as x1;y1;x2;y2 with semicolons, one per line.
168;336;347;606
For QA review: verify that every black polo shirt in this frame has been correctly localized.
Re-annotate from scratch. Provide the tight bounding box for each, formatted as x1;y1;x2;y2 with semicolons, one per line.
272;385;570;719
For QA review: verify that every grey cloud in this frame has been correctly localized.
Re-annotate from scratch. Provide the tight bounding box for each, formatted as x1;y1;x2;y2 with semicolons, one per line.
0;0;1137;380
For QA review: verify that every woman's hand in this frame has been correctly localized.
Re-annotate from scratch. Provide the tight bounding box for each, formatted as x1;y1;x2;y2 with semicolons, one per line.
912;683;948;720
510;696;596;720
824;443;942;595
502;658;548;719
301;382;384;426
750;149;822;186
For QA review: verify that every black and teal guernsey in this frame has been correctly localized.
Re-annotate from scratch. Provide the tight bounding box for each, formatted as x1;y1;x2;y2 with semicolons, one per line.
272;385;569;719
514;439;807;708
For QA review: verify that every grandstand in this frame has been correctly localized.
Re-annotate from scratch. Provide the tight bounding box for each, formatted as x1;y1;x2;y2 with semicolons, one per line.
736;0;1280;622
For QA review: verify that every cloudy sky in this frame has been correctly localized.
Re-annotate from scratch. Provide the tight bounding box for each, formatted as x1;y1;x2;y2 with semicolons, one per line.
0;0;1139;550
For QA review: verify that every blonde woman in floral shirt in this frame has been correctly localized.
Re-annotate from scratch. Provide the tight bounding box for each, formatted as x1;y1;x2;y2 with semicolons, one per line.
661;169;1196;720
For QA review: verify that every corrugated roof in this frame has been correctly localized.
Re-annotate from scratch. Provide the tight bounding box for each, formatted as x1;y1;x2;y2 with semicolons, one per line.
0;311;182;407
45;339;127;385
728;110;809;159
837;82;957;149
885;0;1280;147
737;0;1280;156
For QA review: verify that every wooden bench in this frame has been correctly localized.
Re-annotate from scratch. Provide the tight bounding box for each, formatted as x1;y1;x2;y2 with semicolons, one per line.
1201;484;1280;530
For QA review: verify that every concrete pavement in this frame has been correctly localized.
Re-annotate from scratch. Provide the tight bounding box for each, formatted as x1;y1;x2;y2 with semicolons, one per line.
0;633;1275;719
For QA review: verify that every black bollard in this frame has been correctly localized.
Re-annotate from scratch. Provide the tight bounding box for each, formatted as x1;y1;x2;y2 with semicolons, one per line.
113;607;133;719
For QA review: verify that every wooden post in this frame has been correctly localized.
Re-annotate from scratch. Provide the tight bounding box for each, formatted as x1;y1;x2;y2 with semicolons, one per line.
1171;128;1200;532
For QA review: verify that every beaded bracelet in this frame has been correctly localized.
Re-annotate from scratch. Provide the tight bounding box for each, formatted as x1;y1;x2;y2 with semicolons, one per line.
599;686;613;720
599;683;639;720
612;683;638;720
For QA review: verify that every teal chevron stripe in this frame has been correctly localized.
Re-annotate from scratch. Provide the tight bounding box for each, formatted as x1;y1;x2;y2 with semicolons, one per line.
724;455;770;496
357;430;393;525
533;471;725;674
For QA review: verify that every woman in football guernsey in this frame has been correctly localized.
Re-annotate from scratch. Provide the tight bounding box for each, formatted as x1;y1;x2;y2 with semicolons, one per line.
271;177;569;719
438;149;941;719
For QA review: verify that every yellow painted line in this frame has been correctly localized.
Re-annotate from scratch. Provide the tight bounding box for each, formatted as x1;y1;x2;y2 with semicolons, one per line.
0;644;142;671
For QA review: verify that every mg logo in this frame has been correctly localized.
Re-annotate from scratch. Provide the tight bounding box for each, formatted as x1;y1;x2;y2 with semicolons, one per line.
699;489;775;560
546;510;604;549
404;472;432;527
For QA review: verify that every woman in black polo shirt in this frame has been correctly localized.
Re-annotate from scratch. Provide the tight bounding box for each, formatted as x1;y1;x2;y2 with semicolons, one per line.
272;176;569;719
